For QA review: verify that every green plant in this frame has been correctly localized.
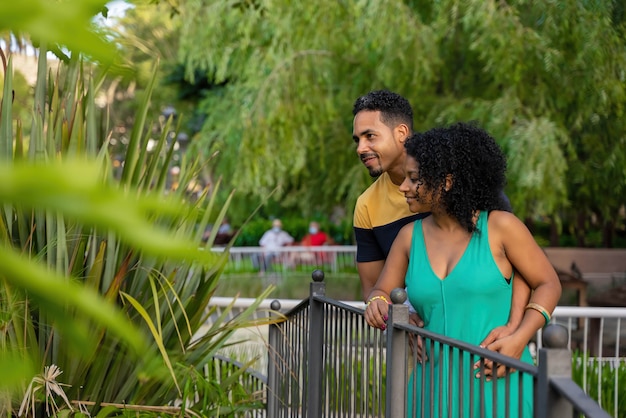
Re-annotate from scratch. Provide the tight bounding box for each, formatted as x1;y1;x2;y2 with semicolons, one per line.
0;47;279;417
571;352;626;418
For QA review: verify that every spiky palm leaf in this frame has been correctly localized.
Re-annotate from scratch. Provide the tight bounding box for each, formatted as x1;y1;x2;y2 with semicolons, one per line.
1;46;277;417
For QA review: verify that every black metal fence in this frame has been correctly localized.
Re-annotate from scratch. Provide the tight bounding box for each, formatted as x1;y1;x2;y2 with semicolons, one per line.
217;271;613;417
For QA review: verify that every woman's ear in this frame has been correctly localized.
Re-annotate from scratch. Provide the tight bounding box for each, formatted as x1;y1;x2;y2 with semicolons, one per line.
444;174;454;192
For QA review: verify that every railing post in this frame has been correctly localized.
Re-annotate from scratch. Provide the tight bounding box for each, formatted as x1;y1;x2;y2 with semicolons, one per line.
536;323;573;418
307;269;326;418
267;299;282;417
386;288;409;418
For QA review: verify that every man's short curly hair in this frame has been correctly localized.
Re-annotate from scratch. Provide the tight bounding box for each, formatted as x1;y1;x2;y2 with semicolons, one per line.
352;90;413;132
404;122;508;233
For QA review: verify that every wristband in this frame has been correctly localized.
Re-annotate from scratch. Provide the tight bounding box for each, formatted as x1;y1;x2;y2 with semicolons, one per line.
525;302;551;326
366;295;390;307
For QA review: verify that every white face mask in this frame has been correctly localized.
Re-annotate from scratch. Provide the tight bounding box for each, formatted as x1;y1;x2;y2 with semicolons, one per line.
272;227;281;233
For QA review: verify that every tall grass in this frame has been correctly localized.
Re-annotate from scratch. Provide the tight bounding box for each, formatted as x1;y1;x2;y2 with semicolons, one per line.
0;49;279;416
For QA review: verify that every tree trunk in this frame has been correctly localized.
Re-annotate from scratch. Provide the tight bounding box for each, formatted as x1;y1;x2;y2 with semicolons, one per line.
603;220;614;248
576;212;586;247
549;217;560;246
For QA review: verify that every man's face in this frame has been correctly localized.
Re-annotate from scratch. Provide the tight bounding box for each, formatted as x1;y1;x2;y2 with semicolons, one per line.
352;110;406;178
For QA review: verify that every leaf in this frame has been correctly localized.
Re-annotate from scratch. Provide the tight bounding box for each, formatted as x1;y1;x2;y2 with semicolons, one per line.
120;291;181;395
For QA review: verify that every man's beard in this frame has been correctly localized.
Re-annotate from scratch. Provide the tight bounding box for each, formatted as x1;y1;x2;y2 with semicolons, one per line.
368;166;383;178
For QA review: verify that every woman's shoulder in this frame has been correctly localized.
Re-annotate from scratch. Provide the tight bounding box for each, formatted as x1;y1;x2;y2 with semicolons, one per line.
398;221;417;240
487;210;524;231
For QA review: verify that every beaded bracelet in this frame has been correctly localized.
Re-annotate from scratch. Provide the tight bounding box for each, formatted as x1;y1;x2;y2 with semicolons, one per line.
366;295;390;307
525;302;551;326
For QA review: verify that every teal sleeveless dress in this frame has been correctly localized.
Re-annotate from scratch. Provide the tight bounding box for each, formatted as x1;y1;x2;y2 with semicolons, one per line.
405;211;534;417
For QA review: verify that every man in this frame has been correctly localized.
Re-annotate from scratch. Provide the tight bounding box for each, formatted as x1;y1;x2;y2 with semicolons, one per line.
352;90;531;354
352;90;429;301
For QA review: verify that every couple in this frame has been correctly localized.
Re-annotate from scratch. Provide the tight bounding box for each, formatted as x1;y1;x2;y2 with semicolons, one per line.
352;90;562;417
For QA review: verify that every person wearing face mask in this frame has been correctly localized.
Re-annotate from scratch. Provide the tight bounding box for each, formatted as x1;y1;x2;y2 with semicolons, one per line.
289;221;335;267
257;219;294;275
301;221;331;246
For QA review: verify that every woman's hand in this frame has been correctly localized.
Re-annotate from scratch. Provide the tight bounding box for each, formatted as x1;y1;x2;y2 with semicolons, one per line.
364;297;390;330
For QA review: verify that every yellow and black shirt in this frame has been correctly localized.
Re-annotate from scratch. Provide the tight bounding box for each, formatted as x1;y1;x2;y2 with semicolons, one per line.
353;172;430;262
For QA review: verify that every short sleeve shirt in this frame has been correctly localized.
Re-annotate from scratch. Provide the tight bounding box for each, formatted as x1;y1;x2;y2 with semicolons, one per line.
353;172;429;262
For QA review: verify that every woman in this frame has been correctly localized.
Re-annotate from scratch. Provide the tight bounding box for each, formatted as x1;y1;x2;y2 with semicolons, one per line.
364;122;561;417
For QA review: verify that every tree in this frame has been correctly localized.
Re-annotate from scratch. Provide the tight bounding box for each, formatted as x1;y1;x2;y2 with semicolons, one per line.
176;0;626;246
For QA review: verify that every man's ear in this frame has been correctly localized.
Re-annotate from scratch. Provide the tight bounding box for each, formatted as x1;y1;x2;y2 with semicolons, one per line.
445;174;454;192
395;123;410;143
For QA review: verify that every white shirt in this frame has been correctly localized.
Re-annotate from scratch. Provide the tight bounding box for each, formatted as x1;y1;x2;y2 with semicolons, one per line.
259;228;294;250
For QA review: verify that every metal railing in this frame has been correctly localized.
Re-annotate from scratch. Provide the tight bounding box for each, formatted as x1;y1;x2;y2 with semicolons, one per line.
542;307;626;418
212;245;358;276
275;273;611;417
210;271;616;417
208;300;625;417
209;354;267;417
213;246;626;285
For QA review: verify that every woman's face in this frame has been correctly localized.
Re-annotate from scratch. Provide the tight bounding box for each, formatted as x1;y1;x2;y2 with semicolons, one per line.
399;155;436;213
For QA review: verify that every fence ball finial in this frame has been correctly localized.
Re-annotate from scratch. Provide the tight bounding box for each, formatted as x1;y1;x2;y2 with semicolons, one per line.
312;269;325;282
542;323;569;349
390;288;407;304
270;300;281;311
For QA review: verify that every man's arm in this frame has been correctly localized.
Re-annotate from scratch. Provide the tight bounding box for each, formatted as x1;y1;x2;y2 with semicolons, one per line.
357;260;384;302
509;271;532;327
480;271;532;347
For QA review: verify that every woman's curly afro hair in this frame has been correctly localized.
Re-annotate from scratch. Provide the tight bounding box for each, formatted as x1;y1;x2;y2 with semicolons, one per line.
404;121;508;233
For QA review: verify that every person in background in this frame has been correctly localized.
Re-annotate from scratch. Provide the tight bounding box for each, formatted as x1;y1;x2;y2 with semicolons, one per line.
217;218;232;235
364;122;562;417
215;217;234;245
301;221;331;246
202;217;234;246
289;221;335;266
256;219;294;274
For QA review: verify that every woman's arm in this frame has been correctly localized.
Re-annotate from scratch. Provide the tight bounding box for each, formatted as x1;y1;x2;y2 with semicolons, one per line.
484;212;561;359
363;223;413;329
476;212;561;377
501;216;561;341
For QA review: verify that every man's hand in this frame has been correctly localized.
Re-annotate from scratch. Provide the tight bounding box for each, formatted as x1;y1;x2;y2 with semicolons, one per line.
408;313;427;363
409;312;424;328
474;333;526;379
479;323;515;349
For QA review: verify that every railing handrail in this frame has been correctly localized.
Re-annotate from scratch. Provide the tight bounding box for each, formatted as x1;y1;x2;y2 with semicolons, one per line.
211;245;357;253
282;294;538;375
208;296;626;317
393;321;539;374
551;306;626;317
548;378;613;418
